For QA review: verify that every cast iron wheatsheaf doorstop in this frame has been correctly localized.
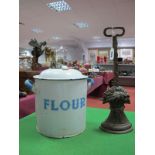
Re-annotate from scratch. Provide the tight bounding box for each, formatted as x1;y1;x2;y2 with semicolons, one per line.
100;27;133;134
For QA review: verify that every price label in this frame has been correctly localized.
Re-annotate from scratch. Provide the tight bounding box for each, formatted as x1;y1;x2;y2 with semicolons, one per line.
110;48;114;60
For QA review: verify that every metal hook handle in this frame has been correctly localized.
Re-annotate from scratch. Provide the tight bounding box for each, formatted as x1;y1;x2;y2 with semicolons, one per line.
103;27;125;37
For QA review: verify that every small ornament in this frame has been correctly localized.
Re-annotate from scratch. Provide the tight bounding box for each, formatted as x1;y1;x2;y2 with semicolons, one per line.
29;38;47;70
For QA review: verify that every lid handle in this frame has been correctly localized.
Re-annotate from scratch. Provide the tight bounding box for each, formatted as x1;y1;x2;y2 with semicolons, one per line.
61;65;68;70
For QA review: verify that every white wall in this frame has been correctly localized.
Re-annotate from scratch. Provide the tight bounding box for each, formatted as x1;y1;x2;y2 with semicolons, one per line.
85;38;135;49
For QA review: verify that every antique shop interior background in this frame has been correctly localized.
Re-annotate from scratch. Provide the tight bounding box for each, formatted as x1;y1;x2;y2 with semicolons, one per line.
19;0;135;155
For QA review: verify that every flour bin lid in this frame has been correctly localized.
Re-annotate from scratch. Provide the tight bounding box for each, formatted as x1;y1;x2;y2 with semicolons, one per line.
33;65;88;80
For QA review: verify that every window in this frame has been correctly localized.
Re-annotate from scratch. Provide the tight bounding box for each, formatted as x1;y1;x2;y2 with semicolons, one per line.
118;48;134;61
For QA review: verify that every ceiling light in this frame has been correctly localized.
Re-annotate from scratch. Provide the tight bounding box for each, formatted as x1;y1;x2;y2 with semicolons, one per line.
93;36;103;40
47;0;71;12
32;28;43;33
52;36;62;40
73;22;89;29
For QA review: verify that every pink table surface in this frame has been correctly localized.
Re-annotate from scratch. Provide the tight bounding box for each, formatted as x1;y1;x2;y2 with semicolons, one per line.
19;95;35;118
99;72;114;84
87;76;103;95
88;72;114;98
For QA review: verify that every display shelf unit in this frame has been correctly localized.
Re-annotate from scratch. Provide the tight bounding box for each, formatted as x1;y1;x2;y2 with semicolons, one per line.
95;64;135;86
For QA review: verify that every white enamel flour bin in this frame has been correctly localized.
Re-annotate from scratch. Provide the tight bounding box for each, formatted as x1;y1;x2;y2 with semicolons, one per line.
33;66;88;138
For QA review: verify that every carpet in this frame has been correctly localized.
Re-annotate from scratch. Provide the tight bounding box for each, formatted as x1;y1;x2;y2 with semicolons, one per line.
87;86;135;111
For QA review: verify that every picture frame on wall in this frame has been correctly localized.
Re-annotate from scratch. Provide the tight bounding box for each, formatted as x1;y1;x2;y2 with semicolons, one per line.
98;50;109;64
98;50;108;58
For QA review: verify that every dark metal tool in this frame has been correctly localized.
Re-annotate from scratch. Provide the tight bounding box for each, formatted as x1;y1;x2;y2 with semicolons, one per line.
103;27;125;86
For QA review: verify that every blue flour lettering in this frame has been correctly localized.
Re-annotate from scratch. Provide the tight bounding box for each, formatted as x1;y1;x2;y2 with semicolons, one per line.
51;100;59;111
44;99;49;109
80;97;85;108
72;99;79;109
60;100;70;111
43;97;86;111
